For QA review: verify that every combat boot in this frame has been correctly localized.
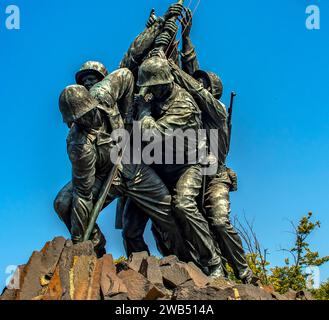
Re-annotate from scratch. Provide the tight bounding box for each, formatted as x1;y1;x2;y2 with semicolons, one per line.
240;269;261;286
208;263;226;278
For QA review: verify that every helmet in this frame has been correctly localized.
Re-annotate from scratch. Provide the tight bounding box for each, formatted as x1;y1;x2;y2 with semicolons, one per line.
193;70;223;99
75;61;108;85
59;85;98;124
137;56;174;87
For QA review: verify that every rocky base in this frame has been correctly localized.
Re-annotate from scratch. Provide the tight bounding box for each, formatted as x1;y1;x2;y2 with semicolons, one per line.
0;237;314;301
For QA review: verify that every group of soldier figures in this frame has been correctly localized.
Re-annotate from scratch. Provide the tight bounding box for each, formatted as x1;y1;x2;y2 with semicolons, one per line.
54;3;255;282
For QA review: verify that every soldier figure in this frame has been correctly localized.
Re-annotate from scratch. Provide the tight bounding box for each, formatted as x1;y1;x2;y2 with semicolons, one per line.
134;53;225;277
54;60;109;256
169;8;254;283
117;2;186;256
54;68;189;261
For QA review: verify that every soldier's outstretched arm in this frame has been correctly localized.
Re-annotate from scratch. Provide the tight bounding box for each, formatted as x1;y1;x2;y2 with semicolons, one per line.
120;20;165;73
180;7;200;75
90;68;134;130
169;59;227;122
119;2;183;72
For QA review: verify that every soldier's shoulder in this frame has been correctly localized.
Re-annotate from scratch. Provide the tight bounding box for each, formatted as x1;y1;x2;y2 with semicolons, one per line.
67;125;91;149
105;67;133;80
171;83;192;101
218;100;226;108
174;84;200;111
216;100;228;116
175;84;194;99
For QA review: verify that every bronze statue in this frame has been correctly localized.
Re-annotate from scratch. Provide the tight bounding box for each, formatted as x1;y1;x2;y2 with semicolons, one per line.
54;1;253;281
54;68;190;261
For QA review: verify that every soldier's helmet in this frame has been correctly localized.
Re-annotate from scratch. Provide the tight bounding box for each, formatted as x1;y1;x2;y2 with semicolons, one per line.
137;56;174;87
193;70;223;100
59;85;99;124
75;61;109;86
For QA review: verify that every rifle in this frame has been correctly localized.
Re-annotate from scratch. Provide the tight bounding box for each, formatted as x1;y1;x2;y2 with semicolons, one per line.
83;87;145;240
83;150;123;242
227;91;236;153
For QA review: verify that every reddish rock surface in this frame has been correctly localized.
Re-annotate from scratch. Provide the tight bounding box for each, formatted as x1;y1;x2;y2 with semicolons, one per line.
100;255;128;299
0;237;315;301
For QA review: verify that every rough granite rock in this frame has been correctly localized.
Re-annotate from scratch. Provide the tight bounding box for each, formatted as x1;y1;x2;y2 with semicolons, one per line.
183;262;211;288
210;276;236;289
0;238;315;301
271;291;289;300
282;288;298;300
230;284;274;300
296;290;315;301
139;256;163;285
0;288;18;301
53;240;96;300
17;237;66;300
261;284;275;294
69;255;101;300
161;263;192;288
127;251;149;272
42;264;62;300
173;285;235;300
100;255;128;299
117;269;153;300
159;255;179;266
144;285;167;300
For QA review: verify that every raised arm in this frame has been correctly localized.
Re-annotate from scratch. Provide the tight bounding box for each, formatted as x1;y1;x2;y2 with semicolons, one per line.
169;60;227;122
120;3;184;74
180;8;200;75
120;20;165;73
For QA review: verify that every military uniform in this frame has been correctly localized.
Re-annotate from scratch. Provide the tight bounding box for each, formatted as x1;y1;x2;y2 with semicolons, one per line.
117;10;184;256
54;68;189;260
116;11;179;238
130;56;224;273
170;58;251;280
119;7;248;278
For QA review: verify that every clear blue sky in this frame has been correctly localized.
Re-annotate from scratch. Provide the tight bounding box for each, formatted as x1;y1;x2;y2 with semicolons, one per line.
0;0;328;288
